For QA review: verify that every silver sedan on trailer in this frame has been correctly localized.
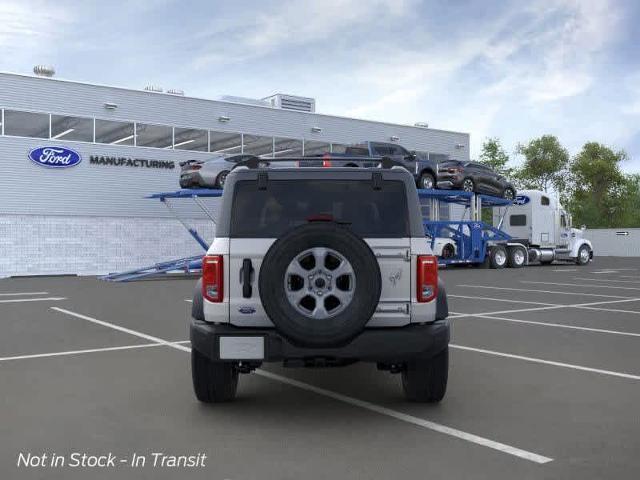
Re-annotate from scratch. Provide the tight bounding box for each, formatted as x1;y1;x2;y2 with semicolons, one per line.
179;154;257;189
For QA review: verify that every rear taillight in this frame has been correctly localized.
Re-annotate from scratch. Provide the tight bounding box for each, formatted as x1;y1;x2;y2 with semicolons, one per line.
417;255;438;302
322;153;332;167
202;255;223;302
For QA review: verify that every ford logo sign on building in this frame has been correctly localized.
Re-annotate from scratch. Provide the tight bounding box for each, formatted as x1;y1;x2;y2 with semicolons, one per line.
29;146;82;168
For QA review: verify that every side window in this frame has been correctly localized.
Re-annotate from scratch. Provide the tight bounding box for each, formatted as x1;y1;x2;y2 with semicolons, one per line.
560;214;567;228
388;145;409;156
371;144;390;156
510;215;527;227
541;196;550;206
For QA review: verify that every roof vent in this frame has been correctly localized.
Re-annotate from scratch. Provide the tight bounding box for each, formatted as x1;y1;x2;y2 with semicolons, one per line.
263;94;315;113
144;85;163;93
167;89;184;96
219;95;271;107
33;65;55;77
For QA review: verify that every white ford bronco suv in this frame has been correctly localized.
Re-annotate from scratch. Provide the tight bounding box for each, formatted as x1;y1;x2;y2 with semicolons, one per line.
190;159;450;403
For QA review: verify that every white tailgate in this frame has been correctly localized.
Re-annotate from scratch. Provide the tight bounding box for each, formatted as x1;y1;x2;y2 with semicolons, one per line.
365;238;412;327
228;238;277;327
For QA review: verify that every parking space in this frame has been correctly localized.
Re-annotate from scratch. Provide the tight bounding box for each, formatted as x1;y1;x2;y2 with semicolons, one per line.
1;258;639;479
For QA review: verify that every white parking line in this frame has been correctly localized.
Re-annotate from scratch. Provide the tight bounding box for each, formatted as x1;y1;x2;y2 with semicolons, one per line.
51;307;191;352
450;344;640;381
578;306;640;315
448;295;557;306
0;291;49;296
0;297;67;304
256;369;553;464
185;299;193;303
552;269;576;272
450;312;640;338
51;307;553;464
0;341;191;362
456;284;630;299
573;277;640;284
448;297;640;317
522;281;640;292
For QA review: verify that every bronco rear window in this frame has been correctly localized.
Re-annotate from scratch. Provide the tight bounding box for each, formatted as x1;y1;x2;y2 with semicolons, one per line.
230;179;409;238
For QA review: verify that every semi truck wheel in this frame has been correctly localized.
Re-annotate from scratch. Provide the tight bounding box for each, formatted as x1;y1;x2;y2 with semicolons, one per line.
576;245;591;265
489;246;507;269
507;246;526;268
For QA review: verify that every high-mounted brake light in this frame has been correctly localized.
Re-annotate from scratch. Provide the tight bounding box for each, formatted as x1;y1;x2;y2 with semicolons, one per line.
202;255;223;302
417;255;438;302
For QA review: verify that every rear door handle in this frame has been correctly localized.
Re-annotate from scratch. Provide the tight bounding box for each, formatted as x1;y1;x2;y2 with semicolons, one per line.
241;259;254;298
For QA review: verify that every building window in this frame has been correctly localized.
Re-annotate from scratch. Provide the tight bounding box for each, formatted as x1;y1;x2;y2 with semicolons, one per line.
136;123;173;149
331;143;348;153
3;110;50;138
95;119;135;145
209;131;242;154
173;127;208;151
303;140;330;156
243;134;274;157
51;115;94;142
510;214;527;226
273;137;303;157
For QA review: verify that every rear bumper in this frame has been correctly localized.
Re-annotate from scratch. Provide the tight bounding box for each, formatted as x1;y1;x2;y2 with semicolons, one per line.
190;320;450;363
179;172;203;188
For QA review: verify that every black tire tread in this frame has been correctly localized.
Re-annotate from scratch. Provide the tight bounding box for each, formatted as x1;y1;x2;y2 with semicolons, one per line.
402;347;448;402
191;349;238;403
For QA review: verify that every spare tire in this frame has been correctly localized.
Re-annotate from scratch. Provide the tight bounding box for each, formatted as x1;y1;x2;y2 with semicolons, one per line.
259;223;381;348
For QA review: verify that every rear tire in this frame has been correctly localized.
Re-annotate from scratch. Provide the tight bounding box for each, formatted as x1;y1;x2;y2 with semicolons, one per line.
507;246;526;268
462;178;475;192
503;187;515;200
215;170;229;189
191;349;238;403
489;245;507;269
419;172;436;190
402;347;448;402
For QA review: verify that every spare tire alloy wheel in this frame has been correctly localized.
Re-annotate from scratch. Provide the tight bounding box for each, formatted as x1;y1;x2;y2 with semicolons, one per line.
285;248;355;320
259;223;382;348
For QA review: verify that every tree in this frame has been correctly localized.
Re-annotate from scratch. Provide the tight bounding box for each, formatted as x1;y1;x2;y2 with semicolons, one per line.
568;143;640;228
514;135;570;194
478;137;512;176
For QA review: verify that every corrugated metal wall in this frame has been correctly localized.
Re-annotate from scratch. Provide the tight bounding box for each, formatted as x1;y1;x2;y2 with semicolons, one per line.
0;72;469;276
583;228;640;257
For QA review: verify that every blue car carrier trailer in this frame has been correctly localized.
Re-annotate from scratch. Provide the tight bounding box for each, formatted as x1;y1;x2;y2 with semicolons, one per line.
419;189;527;269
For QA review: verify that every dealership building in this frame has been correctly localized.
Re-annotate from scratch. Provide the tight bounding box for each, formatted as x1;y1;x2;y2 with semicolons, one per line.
0;70;470;277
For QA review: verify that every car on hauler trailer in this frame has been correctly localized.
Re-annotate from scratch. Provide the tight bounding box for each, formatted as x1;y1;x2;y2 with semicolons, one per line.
189;158;450;403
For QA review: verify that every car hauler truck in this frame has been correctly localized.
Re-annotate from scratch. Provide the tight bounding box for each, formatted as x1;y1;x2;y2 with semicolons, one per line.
493;190;593;266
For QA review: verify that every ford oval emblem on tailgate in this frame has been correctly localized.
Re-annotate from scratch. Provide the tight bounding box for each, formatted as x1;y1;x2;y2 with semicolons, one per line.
238;306;256;314
29;146;82;168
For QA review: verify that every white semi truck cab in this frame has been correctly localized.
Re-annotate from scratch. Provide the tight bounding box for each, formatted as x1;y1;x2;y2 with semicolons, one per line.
494;190;593;265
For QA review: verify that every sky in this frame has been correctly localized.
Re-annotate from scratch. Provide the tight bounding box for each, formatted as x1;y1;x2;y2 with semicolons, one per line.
1;0;639;171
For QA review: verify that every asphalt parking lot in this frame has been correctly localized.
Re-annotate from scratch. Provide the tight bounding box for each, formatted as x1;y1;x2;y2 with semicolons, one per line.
1;257;640;479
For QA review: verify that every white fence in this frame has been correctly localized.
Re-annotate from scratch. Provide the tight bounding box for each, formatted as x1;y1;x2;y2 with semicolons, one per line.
583;228;640;257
